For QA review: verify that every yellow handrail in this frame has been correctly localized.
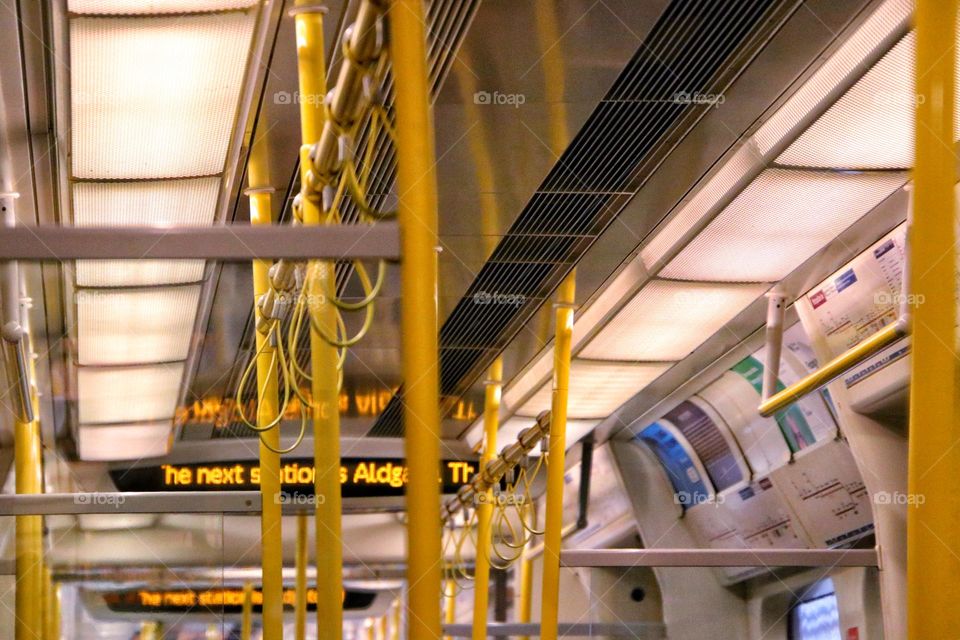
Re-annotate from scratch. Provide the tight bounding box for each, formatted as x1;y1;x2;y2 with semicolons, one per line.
471;358;502;640
908;0;960;635
390;1;443;637
295;511;308;640
292;4;346;637
758;318;907;417
247;148;284;638
540;271;576;640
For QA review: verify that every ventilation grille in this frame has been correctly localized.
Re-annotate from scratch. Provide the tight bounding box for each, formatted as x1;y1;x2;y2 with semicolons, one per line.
369;0;801;437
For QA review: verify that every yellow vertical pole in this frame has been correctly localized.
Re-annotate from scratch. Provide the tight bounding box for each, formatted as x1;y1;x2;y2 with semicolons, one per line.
241;582;253;640
44;567;59;640
518;546;533;640
443;578;456;638
390;598;401;640
291;5;343;638
140;622;162;640
15;402;43;640
377;615;387;640
908;0;960;636
248;148;284;638
539;271;575;640
295;511;308;640
472;359;502;639
390;2;443;639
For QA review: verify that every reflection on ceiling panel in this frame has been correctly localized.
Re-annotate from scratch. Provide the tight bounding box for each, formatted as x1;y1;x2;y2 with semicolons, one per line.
751;0;912;154
77;421;172;461
77;285;201;366
580;280;767;362
72;178;221;225
659;169;907;282
76;259;205;288
68;0;257;13
70;12;255;179
77;362;184;424
779;30;960;170
516;360;672;420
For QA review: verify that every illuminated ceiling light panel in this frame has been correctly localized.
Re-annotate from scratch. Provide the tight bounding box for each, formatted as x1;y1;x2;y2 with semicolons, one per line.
78;362;184;424
497;417;599;456
72;178;220;226
77;421;172;461
580;280;768;362
516;360;673;419
779;32;960;169
77;285;201;365
76;260;205;288
660;169;907;283
640;143;759;271
752;0;912;154
69;0;257;13
70;12;255;179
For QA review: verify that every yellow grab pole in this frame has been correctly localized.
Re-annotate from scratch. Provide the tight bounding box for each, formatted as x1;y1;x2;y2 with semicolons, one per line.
908;0;960;636
518;546;533;640
140;622;161;640
248;142;284;638
295;511;308;640
15;399;43;640
43;564;59;640
539;271;576;640
390;2;443;639
390;598;401;640
292;4;344;637
241;582;253;640
377;615;387;640
443;578;456;639
472;358;502;639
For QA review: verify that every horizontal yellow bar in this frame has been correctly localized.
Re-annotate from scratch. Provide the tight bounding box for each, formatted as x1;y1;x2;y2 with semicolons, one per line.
759;319;907;417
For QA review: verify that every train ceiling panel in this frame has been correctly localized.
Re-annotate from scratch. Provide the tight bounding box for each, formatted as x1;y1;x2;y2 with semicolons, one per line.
60;2;266;460
659;169;909;282
578;280;769;362
780;30;960;170
515;361;673;420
